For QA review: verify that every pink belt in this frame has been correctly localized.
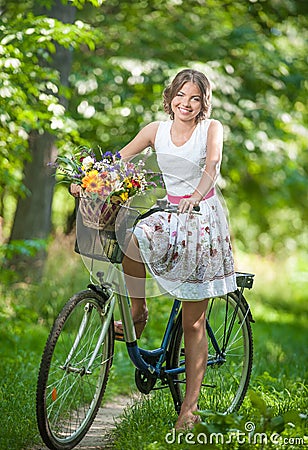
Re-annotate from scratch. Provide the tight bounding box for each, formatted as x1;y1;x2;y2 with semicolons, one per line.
167;188;215;205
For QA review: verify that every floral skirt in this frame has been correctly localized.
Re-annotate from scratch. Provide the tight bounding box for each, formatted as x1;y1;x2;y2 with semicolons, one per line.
134;195;237;300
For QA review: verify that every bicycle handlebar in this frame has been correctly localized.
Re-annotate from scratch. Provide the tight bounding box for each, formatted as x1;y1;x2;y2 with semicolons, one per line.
135;201;201;223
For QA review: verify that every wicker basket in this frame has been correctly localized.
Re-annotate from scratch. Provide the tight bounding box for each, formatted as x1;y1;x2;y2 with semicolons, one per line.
99;230;124;263
79;196;122;231
76;196;138;264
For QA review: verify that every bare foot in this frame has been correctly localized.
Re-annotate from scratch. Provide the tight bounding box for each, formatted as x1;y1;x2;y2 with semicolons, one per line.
175;411;200;431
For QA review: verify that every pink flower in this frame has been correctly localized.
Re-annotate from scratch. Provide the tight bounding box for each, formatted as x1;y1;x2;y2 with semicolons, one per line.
172;251;179;260
210;247;217;257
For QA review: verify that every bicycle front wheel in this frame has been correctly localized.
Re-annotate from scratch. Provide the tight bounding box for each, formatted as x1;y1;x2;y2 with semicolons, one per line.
169;291;253;414
36;289;114;450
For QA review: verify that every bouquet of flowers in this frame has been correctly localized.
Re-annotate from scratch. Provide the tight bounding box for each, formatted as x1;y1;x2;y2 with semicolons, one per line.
55;147;153;231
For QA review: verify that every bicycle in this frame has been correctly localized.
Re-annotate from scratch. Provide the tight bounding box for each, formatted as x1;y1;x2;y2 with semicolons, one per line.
36;201;255;450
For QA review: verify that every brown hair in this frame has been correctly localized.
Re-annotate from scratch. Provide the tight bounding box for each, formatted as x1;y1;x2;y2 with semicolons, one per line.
163;69;212;121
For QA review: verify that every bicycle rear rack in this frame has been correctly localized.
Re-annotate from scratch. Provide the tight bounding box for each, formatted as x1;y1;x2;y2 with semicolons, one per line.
236;272;254;289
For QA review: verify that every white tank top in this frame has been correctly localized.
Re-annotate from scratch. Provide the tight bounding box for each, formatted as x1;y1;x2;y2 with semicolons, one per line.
154;119;212;196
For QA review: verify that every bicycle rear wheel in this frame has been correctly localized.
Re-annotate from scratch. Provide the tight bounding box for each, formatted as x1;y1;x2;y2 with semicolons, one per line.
36;289;114;450
169;291;253;414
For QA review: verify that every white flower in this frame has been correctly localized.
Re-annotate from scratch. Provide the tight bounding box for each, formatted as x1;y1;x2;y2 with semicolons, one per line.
112;179;123;191
82;156;95;171
109;171;119;181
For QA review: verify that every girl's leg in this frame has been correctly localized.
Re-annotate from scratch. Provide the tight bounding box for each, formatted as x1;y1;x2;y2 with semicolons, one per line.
175;299;208;430
119;234;148;335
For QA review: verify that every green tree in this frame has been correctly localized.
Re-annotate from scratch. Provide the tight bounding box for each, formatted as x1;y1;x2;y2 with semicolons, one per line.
0;0;97;277
9;0;77;278
1;0;307;276
68;0;307;253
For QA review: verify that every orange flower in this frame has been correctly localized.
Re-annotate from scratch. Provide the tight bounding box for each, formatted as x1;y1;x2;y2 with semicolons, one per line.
81;170;105;194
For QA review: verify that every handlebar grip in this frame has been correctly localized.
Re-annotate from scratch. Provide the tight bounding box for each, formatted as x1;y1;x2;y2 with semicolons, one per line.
134;204;201;226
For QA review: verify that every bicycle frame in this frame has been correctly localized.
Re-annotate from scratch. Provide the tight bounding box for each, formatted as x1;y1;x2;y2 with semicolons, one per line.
78;204;255;383
88;264;254;381
93;264;182;377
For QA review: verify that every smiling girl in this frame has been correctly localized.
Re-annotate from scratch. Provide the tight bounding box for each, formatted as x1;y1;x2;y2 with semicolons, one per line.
71;69;237;430
115;69;237;430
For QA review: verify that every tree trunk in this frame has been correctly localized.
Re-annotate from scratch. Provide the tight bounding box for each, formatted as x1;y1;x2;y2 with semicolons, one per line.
8;0;76;281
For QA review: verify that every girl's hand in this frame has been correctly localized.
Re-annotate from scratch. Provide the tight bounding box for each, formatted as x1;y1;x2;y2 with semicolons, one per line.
70;184;82;197
177;197;200;214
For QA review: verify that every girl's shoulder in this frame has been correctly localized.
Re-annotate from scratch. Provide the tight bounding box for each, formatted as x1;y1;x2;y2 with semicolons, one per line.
154;119;172;134
200;118;223;137
154;120;172;147
142;120;162;136
138;121;161;147
145;120;161;130
207;118;223;137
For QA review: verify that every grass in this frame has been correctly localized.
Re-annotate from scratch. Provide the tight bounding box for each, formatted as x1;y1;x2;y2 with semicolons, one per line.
0;233;138;450
111;250;308;449
0;236;307;449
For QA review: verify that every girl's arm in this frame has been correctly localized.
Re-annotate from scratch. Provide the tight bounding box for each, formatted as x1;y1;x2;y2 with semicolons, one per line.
120;121;159;160
178;119;223;213
192;119;223;199
70;121;159;197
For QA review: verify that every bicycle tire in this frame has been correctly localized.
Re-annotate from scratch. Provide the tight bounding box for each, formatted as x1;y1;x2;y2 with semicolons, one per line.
168;291;253;414
36;289;114;450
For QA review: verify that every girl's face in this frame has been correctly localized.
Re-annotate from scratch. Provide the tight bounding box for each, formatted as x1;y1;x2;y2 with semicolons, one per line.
171;81;202;122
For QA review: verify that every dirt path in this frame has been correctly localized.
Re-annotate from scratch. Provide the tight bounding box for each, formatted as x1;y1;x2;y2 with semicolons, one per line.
75;395;129;449
33;395;131;450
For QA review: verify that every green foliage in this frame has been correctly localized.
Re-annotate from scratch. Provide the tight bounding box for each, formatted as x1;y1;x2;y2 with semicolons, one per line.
111;252;308;449
70;0;106;8
1;0;307;253
194;390;307;448
112;392;177;450
0;1;98;204
0;239;49;283
0;351;42;450
111;388;307;449
0;232;135;449
65;0;308;253
1;238;47;259
0;237;307;448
